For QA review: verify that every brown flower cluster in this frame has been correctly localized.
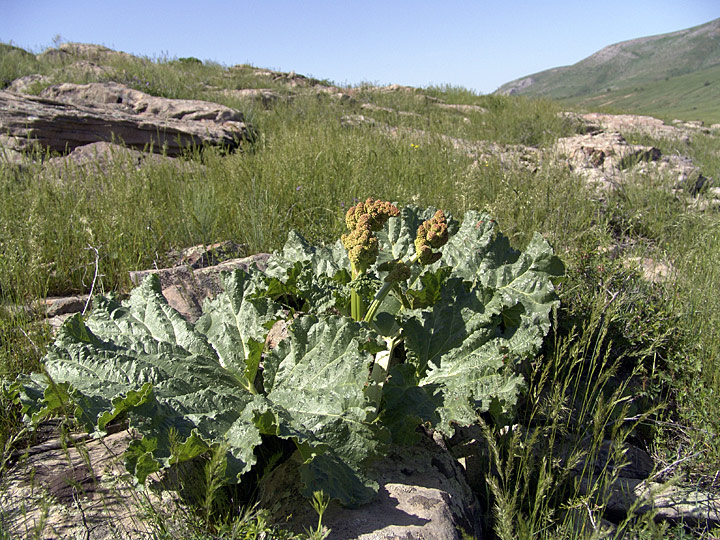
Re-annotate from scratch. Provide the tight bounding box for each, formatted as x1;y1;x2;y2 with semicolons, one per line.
414;210;449;265
342;198;400;273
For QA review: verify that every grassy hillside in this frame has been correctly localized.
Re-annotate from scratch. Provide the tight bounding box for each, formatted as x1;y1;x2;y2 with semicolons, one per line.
1;42;720;539
497;18;720;124
566;63;720;123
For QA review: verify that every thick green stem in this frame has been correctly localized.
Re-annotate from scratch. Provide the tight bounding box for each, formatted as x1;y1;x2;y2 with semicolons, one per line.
350;264;367;321
351;290;366;321
364;253;421;325
363;281;393;324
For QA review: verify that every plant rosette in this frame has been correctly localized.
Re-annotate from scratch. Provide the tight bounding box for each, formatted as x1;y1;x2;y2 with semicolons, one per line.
14;200;564;507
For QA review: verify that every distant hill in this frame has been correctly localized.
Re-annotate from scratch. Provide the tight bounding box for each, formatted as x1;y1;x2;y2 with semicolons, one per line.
496;18;720;124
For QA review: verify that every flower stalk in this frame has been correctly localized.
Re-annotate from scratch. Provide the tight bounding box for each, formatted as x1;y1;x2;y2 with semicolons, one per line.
342;200;451;412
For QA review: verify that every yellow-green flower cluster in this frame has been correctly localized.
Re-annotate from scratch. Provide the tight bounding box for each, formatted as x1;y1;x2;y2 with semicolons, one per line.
414;210;449;265
342;198;400;274
345;198;400;232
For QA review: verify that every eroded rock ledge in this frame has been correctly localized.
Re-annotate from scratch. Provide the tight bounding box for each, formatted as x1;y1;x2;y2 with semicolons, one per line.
0;82;254;156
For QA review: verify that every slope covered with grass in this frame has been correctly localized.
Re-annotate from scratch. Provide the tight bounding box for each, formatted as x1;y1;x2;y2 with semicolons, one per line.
497;18;720;124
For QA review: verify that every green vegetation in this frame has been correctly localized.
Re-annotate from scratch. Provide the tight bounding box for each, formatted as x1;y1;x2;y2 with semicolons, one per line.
1;42;720;538
15;203;562;510
497;18;720;124
567;64;720;125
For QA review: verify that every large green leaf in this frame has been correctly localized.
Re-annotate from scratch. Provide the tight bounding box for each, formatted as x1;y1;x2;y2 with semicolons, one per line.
17;274;274;483
400;278;527;434
17;273;383;506
195;269;283;392
392;211;563;435
258;314;381;506
265;230;349;279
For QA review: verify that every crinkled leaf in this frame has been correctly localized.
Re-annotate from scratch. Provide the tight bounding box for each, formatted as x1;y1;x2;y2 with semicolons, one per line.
400;271;548;434
261;260;348;315
260;315;381;506
442;212;564;335
17;274;269;483
195;269;284;391
380;363;440;444
264;232;353;313
265;230;349;279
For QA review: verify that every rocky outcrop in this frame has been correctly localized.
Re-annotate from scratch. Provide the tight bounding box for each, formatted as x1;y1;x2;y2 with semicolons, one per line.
562;111;693;142
0;83;254;156
555;131;661;190
40;82;247;123
5;73;52;94
553;130;715;198
258;430;484;540
579;476;720;529
129;250;268;322
0;425;174;539
43;141;171;175
232;65;325;88
360;103;423;118
220;88;285;108
37;42;135;63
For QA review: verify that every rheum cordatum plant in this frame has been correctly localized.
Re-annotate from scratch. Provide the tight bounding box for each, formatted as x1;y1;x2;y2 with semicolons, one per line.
13;199;563;507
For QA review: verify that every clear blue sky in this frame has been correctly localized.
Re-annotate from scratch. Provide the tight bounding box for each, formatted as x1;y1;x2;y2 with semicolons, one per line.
2;1;718;94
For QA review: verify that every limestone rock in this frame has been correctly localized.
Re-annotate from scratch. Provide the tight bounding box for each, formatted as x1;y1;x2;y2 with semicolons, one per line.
624;257;674;283
5;73;52;94
42;141;173;179
0;135;26;166
40;82;247;123
555;131;661;189
360;103;423;118
129;253;270;322
233;65;325;88
579;476;720;529
258;431;484;540
562;112;691;142
0;427;174;539
159;240;246;271
341;114;378;128
220;88;284;108
41;294;90;318
0;86;254;156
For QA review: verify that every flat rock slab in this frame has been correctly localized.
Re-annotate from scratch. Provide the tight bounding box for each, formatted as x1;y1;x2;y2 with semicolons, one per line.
0;84;253;156
0;429;172;539
44;141;169;171
129;253;270;322
258;431;484;540
562;112;693;142
580;475;720;529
